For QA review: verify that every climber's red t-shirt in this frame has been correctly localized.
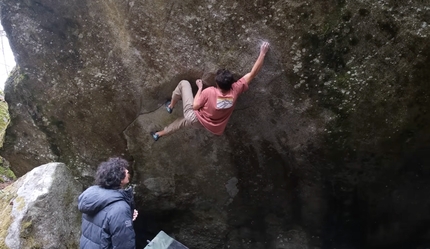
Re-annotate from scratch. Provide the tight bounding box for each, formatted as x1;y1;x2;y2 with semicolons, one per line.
194;77;249;135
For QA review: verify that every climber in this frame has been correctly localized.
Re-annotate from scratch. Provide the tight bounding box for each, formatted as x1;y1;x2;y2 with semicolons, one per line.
150;41;270;141
78;157;138;249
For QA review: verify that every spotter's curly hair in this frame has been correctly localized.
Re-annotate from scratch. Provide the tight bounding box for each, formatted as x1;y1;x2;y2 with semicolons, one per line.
95;157;129;189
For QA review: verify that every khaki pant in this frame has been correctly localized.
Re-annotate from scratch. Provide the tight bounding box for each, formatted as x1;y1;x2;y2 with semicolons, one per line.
163;80;201;135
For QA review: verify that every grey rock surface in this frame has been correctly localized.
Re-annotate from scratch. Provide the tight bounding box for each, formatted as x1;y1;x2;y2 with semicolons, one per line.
0;162;82;248
0;0;429;248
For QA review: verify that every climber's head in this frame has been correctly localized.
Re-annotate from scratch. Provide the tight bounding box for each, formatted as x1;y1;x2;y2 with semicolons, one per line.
215;69;234;91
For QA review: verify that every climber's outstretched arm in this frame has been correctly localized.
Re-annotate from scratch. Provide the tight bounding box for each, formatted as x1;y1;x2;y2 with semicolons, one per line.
243;42;270;85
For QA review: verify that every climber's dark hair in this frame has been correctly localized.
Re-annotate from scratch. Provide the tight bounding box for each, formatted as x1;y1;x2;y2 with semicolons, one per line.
215;69;234;91
95;157;129;189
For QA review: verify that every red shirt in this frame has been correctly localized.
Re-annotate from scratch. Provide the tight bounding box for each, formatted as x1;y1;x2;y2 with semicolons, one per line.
194;77;249;135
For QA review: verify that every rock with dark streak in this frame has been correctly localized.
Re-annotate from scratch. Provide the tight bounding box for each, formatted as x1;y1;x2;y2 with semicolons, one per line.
0;0;429;248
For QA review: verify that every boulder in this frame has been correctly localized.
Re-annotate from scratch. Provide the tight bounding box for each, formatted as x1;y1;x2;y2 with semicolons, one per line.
0;162;82;248
0;0;429;248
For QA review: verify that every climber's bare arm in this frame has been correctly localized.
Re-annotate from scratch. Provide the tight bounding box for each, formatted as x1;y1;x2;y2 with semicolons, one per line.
193;79;203;110
243;42;270;85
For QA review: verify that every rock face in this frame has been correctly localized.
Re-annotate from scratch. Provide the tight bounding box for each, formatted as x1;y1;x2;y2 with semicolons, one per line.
0;0;429;248
0;162;82;248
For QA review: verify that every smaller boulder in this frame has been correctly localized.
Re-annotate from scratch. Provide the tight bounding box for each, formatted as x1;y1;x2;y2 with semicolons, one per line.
0;162;82;249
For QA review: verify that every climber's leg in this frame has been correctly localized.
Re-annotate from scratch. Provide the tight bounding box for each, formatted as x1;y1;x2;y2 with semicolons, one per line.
151;80;199;141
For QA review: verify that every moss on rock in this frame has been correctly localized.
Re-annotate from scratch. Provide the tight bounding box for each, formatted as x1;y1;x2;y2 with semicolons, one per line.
0;185;17;248
0;165;15;183
0;100;9;148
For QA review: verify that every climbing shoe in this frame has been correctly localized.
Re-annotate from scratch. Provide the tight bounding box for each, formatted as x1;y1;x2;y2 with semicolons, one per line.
150;132;160;141
165;101;173;114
